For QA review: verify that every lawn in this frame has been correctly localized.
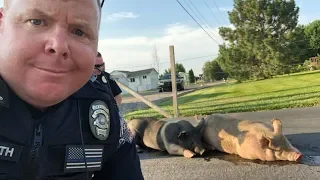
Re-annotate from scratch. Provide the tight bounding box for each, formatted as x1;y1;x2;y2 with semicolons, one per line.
124;70;320;119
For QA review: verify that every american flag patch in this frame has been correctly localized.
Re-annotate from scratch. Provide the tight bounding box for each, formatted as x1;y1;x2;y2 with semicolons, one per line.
64;145;104;172
118;112;134;148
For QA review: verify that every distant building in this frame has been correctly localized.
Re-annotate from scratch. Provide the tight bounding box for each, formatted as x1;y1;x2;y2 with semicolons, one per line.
309;56;320;70
110;68;159;94
178;72;189;85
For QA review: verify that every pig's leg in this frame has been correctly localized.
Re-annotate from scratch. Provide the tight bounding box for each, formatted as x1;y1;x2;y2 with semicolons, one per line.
166;144;196;158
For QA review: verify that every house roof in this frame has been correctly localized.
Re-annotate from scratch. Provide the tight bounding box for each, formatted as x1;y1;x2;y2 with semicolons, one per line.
110;68;158;78
111;70;131;74
127;68;157;78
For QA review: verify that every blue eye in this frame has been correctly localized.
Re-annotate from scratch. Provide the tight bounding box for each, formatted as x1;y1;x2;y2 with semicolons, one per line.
30;19;43;25
74;29;84;36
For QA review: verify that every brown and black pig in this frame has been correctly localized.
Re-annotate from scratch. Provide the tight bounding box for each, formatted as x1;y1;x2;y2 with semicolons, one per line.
127;117;206;158
195;114;302;162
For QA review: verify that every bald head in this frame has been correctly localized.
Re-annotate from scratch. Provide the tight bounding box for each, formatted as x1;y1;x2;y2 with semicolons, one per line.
3;0;102;11
2;0;102;30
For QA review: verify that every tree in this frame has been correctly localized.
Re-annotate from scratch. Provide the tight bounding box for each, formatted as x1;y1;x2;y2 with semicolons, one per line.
175;63;186;73
203;57;229;82
211;60;228;81
304;20;320;54
203;61;214;82
285;25;311;64
151;44;160;74
164;63;186;74
219;0;300;80
188;69;195;83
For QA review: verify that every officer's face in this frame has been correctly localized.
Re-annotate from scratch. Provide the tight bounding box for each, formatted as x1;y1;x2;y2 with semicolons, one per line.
0;0;101;108
93;56;104;75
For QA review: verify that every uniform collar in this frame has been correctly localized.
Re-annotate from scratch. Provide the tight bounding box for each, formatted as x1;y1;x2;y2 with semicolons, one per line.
0;77;9;108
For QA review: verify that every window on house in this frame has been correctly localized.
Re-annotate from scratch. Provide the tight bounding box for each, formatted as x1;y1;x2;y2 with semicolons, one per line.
143;75;147;79
130;78;135;82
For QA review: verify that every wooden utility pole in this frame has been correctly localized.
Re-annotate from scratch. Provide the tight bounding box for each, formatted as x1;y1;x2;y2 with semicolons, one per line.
169;45;179;117
115;80;173;118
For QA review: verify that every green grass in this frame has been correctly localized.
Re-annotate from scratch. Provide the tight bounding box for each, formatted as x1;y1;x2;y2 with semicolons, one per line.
124;70;320;119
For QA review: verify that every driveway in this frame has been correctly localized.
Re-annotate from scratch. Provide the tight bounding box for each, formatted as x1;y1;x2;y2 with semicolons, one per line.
138;107;320;180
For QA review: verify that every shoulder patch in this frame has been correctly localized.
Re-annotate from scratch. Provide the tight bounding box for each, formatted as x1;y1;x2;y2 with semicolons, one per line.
89;100;110;141
117;112;134;148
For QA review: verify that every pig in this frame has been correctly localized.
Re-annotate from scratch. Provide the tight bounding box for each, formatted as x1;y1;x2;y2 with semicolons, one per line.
127;117;206;158
194;114;303;162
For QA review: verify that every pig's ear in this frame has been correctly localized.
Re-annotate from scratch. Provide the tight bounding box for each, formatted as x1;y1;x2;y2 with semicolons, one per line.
271;118;282;134
259;133;281;151
178;131;188;139
194;114;200;121
196;118;206;132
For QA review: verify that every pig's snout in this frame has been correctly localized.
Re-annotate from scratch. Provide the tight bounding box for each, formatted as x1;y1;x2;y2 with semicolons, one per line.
286;151;303;162
194;146;206;155
294;152;303;162
292;147;303;162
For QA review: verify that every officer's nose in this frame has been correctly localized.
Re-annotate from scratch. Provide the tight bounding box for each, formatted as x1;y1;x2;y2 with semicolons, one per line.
45;27;70;60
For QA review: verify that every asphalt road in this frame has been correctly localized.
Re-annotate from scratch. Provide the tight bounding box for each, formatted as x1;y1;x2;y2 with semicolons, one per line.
122;82;223;103
138;107;320;180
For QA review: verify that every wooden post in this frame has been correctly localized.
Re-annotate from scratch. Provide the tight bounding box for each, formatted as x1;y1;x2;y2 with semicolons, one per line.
169;45;179;117
115;80;173;118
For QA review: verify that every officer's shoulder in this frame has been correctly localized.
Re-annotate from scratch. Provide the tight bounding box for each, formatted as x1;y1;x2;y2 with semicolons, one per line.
0;77;9;108
71;81;111;100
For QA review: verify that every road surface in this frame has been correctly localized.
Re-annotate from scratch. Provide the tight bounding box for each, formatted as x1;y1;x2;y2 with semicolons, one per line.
138;107;320;180
122;82;223;103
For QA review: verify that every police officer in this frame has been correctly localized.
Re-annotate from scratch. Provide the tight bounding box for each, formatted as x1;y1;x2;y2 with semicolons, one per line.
93;52;123;106
0;0;144;179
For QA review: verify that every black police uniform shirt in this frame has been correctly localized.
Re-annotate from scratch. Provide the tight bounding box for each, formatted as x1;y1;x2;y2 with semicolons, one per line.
0;77;144;180
95;71;122;97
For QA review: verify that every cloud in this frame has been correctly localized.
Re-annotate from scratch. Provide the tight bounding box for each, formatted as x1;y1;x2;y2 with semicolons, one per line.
98;23;225;75
219;7;233;12
102;12;139;22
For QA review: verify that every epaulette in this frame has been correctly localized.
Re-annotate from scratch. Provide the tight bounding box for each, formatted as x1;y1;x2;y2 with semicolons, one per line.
0;77;9;108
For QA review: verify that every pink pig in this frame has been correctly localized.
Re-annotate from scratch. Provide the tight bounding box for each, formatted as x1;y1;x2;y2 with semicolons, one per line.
195;114;302;162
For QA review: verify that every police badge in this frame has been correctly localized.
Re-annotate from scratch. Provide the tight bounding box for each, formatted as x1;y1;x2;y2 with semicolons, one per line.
89;100;110;140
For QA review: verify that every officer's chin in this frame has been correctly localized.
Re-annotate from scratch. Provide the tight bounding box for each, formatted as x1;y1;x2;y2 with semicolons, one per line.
25;88;69;108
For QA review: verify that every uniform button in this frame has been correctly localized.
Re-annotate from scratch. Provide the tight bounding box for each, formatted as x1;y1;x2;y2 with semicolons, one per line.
0;96;3;101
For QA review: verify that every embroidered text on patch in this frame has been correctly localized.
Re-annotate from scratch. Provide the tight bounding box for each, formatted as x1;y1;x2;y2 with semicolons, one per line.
64;145;104;172
0;142;22;162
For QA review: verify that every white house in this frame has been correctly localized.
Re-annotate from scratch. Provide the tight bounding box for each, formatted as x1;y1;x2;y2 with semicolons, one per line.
178;72;190;85
110;68;159;94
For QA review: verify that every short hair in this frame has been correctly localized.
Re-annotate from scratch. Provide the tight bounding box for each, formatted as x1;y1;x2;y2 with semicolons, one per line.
97;52;102;57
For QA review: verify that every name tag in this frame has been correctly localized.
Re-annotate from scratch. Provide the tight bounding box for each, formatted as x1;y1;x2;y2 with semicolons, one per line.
0;142;23;162
64;145;104;173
